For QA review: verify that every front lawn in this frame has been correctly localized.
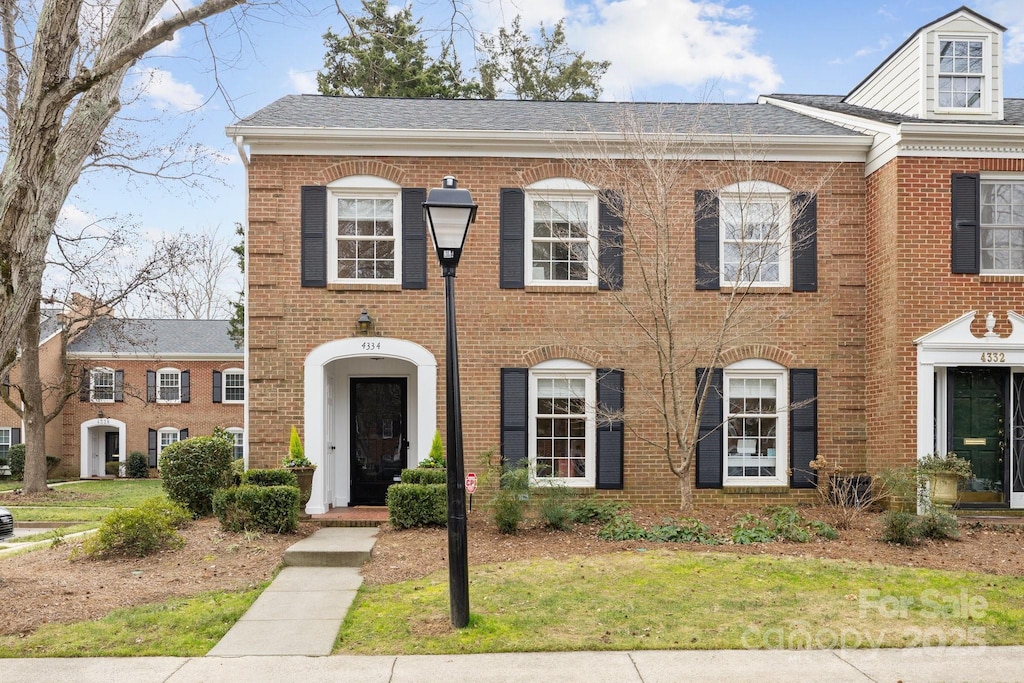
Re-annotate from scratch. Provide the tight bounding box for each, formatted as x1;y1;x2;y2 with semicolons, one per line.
337;550;1024;654
1;480;166;521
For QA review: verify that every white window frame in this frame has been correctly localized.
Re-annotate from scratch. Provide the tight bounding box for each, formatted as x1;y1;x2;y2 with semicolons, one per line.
980;175;1024;275
157;427;180;456
90;367;115;403
327;175;402;285
935;34;990;113
719;181;791;288
157;368;181;404
226;427;244;460
528;359;596;487
222;368;245;404
525;178;599;287
723;359;788;487
0;427;10;460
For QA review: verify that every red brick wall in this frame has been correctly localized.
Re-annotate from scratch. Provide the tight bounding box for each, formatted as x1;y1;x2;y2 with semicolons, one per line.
247;154;867;507
865;156;1024;473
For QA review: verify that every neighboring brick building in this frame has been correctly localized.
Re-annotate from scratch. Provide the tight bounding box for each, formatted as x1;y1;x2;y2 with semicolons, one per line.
1;314;244;478
228;6;1024;513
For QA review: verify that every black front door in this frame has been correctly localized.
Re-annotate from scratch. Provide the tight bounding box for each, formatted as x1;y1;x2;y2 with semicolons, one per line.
350;378;408;505
951;368;1006;504
104;432;120;463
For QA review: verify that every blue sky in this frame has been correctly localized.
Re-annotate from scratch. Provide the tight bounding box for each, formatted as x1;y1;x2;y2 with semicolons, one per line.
64;1;1024;312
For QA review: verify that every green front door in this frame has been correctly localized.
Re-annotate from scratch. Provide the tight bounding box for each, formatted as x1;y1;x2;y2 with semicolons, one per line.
951;368;1005;503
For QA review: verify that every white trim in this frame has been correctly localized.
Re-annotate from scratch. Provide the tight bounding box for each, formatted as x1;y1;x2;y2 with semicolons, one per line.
222;368;245;404
227;127;873;164
327;181;402;286
933;34;991;115
328;175;400;189
723;359;788;488
303;337;437;514
718;181;792;288
89;367;115;404
79;418;126;479
528;359;596;487
524;182;599;287
156;367;181;404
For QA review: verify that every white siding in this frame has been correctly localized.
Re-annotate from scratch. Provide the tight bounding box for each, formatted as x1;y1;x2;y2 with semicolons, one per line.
847;35;922;117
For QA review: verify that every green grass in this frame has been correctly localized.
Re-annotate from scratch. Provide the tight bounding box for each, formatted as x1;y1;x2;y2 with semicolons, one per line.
336;550;1024;654
0;524;98;544
0;479;70;492
0;586;264;657
1;480;166;522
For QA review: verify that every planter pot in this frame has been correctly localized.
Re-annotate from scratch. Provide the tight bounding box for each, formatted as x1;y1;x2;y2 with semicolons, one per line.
928;471;961;506
288;466;316;513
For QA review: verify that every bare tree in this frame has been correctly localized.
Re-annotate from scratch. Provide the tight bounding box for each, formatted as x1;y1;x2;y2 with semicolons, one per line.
143;226;238;319
2;221;187;492
0;0;265;383
560;106;834;511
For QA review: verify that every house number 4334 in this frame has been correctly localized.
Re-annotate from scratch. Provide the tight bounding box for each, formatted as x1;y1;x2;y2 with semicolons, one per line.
361;341;382;351
980;352;1005;363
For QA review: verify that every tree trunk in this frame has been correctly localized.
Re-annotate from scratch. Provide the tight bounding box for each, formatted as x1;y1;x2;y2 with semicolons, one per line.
678;472;693;514
20;298;48;493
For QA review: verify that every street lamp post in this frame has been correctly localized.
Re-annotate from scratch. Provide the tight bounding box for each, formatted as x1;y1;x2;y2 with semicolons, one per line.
422;175;477;628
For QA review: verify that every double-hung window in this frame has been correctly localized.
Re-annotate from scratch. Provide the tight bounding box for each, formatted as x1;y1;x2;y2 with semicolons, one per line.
0;428;10;461
719;182;791;287
226;427;244;460
980;179;1024;274
526;179;599;286
328;176;401;284
724;360;788;486
158;427;180;455
223;369;245;403
158;369;181;403
529;360;596;486
90;368;115;403
938;37;985;110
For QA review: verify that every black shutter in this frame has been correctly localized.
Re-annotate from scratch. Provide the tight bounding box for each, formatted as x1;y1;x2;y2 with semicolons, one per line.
500;368;528;476
596;369;624;489
789;369;818;489
11;428;20;444
695;368;724;488
146;370;156;403
792;193;818;292
179;428;189;440
951;173;980;274
402;187;428;289
181;370;190;403
301;185;328;287
148;429;158;467
114;370;124;403
500;188;525;289
212;370;222;403
598;191;624;291
694;190;720;291
79;367;90;402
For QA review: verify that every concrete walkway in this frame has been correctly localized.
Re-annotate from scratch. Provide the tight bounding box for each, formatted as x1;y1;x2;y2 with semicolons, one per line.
207;526;378;657
1;646;1023;682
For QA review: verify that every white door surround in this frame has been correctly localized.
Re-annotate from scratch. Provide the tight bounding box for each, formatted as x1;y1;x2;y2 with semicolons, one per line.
303;337;437;514
915;311;1024;508
80;418;127;479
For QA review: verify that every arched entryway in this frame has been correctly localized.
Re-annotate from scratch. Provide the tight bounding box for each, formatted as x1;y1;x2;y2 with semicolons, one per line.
80;418;127;478
303;338;437;514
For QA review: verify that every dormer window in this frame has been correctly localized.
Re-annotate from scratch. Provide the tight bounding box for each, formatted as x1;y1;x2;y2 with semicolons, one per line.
937;37;987;111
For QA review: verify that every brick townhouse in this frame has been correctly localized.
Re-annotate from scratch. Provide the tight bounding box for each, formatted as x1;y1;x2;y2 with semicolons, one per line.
1;314;244;477
228;6;1024;513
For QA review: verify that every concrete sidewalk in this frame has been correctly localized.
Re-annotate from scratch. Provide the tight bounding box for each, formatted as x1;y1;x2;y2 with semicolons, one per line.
208;526;378;656
1;646;1023;682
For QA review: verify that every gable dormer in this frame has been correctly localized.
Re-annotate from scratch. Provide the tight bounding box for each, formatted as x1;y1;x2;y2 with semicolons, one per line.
845;6;1005;122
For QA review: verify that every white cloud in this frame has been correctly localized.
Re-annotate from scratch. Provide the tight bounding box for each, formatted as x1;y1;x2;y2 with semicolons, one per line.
57;204;103;236
288;68;318;94
978;1;1024;64
134;67;205;111
564;0;781;99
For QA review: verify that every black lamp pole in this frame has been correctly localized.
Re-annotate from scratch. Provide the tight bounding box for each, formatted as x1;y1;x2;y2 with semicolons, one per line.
423;176;477;629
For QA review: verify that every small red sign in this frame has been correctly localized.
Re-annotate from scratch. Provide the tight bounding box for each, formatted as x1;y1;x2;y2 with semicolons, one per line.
465;472;477;494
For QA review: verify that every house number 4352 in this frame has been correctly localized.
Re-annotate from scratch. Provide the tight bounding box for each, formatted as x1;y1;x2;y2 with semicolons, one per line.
361;341;382;351
980;352;1005;363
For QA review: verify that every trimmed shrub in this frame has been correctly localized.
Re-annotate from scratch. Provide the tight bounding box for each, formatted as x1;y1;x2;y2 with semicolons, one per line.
230;458;245;486
242;468;298;488
9;444;25;479
105;461;121;476
159;435;234;517
81;498;190;558
213;485;299;534
401;468;446;485
126;452;149;479
882;511;921;545
917;510;960;540
386;483;447;529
